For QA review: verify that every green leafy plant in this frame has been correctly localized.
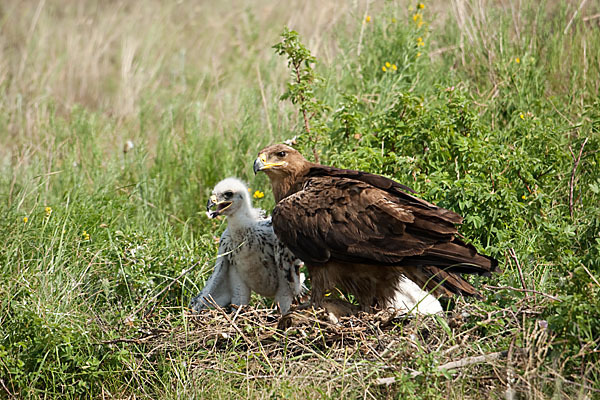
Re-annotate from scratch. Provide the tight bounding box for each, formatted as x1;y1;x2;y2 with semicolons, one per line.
273;27;329;162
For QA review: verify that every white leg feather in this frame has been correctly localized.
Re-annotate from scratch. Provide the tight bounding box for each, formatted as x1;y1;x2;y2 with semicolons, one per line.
228;266;251;306
189;255;233;311
390;277;443;315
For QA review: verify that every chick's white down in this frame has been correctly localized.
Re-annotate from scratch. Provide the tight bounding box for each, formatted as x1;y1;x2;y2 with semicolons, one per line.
190;178;303;314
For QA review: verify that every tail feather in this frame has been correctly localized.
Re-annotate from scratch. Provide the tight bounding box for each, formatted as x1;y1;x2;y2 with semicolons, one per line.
401;236;498;299
402;237;498;276
408;266;482;299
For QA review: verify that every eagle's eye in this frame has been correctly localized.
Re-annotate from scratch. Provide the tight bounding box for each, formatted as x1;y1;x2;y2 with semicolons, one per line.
276;151;286;158
223;191;234;199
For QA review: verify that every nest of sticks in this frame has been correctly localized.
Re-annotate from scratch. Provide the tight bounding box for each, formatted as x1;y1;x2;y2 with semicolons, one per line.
101;291;567;397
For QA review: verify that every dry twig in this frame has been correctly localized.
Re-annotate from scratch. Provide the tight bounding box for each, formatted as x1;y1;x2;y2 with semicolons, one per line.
508;248;528;292
564;0;589;34
375;350;512;384
0;379;16;399
568;137;589;218
484;285;561;302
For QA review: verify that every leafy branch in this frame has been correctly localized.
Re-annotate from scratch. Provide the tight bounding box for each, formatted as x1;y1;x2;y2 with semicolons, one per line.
273;27;327;162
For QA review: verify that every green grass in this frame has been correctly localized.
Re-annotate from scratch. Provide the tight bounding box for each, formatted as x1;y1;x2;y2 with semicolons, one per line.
1;0;599;398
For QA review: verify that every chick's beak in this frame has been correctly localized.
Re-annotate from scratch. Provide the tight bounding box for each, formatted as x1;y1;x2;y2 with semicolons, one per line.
206;194;218;218
206;194;233;219
206;194;218;212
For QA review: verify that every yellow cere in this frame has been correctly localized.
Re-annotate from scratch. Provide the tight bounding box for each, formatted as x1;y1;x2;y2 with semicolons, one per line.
253;190;265;199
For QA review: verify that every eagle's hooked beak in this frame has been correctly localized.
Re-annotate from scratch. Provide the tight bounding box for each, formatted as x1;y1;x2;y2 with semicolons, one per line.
253;153;284;174
206;194;232;219
253;154;267;174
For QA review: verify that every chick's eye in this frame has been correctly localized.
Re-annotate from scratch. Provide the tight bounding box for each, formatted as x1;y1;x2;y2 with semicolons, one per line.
224;191;233;199
276;151;286;157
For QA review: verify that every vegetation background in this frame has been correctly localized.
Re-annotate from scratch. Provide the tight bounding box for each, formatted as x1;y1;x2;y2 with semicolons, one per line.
1;0;599;398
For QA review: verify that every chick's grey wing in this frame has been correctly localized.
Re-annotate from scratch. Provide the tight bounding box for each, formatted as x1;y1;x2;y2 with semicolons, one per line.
189;231;233;310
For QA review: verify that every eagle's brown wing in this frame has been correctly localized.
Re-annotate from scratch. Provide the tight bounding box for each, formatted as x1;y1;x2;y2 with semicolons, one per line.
272;175;497;277
306;166;464;225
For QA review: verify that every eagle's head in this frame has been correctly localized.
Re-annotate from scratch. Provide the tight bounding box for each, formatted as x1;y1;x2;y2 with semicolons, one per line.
206;178;253;219
253;144;306;178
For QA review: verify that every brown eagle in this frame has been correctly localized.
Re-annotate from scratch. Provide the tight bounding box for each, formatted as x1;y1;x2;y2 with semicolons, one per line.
253;144;498;312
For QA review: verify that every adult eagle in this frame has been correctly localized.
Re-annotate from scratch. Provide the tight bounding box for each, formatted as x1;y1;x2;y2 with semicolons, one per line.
253;144;498;311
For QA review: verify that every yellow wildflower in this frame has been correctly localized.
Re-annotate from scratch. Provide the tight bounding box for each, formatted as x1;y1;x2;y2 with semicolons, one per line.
418;20;424;28
385;62;391;68
413;13;421;22
44;206;52;217
391;17;397;23
418;3;425;9
82;230;90;241
515;57;520;63
365;15;371;23
382;66;387;72
253;190;265;199
391;64;397;71
521;195;527;200
417;52;422;57
247;188;252;192
520;113;525;119
23;216;28;223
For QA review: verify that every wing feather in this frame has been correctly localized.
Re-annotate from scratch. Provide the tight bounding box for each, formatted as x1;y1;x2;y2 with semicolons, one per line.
306;166;463;225
273;174;497;276
273;177;441;265
189;231;234;310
